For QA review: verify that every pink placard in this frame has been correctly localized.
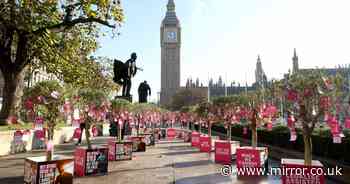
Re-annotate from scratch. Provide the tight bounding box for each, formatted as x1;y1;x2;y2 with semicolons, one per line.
199;136;211;152
236;147;261;176
92;126;98;137
167;128;176;140
74;148;86;177
191;132;200;148
282;162;325;184
215;141;231;165
73;128;82;139
14;130;23;144
108;139;116;161
330;123;340;135
34;130;45;139
290;130;297;141
267;123;272;131
46;140;53;152
345;118;350;129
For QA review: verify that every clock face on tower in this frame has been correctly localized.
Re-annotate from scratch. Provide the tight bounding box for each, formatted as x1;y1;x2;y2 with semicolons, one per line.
166;31;177;42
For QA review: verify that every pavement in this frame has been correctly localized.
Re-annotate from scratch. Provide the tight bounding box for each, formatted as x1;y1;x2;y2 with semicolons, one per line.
0;136;338;184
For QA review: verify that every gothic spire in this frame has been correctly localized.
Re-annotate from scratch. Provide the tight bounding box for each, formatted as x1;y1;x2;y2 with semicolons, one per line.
163;0;179;26
167;0;175;12
292;48;299;74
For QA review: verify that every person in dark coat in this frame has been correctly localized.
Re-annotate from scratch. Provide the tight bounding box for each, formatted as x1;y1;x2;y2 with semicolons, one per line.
138;81;151;103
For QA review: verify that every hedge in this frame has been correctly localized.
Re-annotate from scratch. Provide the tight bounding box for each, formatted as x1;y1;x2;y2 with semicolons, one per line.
189;122;350;164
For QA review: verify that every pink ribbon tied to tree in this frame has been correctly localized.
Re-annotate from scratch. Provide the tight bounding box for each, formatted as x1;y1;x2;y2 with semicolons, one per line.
92;125;98;137
286;89;298;102
73;128;82;139
345;117;350;129
24;98;34;110
326;115;341;135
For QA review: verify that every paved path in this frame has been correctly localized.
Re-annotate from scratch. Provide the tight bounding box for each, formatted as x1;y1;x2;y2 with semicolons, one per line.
0;137;335;184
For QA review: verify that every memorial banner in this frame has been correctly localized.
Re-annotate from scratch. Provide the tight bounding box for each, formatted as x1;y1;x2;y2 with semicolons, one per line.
72;128;82;139
199;136;211;152
130;136;146;152
85;148;108;175
236;147;264;176
24;156;74;184
167;128;176;140
108;140;132;161
345;118;350;129
191;132;200;148
74;146;108;177
215;141;231;165
115;142;132;160
281;159;325;184
14;130;23;144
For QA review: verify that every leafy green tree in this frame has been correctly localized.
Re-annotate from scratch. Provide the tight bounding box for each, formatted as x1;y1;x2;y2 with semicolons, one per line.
281;70;343;165
72;88;109;149
169;89;206;111
22;80;64;160
0;0;124;122
110;98;131;140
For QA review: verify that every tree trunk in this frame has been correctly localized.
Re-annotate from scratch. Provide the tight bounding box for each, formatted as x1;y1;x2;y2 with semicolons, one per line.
137;118;140;136
252;126;257;148
251;110;258;148
118;123;122;141
0;71;24;123
85;123;92;149
199;123;202;134
303;133;312;166
227;124;232;141
46;124;55;161
208;122;212;137
13;69;26;118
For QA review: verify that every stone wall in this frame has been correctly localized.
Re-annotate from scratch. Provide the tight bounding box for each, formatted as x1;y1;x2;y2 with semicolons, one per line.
0;124;110;156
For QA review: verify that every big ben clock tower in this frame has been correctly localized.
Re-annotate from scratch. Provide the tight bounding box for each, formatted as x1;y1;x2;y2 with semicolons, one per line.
160;0;181;106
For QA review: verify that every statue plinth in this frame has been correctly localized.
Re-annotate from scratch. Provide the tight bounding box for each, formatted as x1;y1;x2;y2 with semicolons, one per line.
115;95;132;102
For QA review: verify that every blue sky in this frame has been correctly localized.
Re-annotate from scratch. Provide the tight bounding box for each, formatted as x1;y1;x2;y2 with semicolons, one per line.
95;0;350;102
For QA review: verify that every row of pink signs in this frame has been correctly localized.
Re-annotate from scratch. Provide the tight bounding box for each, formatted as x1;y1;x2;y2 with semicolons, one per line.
188;131;325;184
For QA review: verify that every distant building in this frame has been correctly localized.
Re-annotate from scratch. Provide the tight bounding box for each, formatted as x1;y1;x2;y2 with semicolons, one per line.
184;77;255;101
0;66;58;97
24;66;59;88
290;48;350;90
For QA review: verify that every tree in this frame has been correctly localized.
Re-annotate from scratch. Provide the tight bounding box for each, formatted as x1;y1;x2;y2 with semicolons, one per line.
22;80;64;160
169;89;206;110
281;70;343;165
0;0;124;123
110;98;131;140
72;88;109;149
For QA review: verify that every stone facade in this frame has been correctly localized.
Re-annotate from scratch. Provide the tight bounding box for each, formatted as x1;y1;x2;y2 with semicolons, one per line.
160;0;181;106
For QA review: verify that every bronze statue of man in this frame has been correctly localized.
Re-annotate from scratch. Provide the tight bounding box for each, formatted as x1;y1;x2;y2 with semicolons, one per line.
123;53;138;97
138;81;151;103
113;53;138;97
